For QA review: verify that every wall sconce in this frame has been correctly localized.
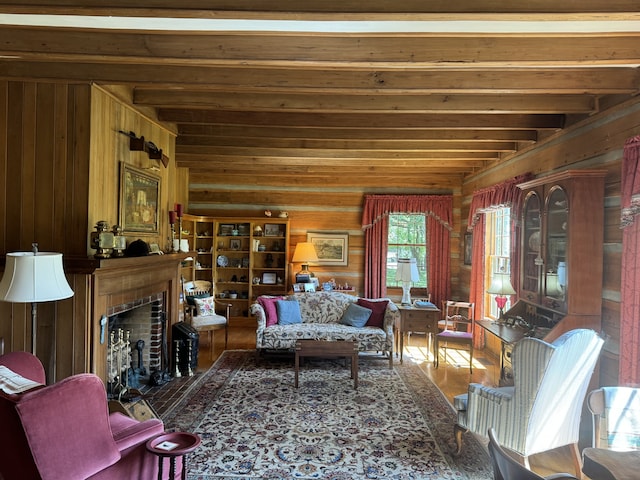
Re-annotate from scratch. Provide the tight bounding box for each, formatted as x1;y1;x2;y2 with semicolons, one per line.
396;258;419;305
487;273;516;321
0;243;74;355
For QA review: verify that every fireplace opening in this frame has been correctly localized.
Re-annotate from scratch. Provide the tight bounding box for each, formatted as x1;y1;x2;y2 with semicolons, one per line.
106;293;171;399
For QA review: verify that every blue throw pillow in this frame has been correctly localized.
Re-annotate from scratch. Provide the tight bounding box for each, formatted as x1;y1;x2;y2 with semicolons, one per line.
276;299;302;325
339;303;372;328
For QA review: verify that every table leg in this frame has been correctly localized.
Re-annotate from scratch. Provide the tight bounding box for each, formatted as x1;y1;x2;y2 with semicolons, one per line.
294;351;300;388
157;456;164;480
400;331;405;364
353;352;358;389
169;456;176;480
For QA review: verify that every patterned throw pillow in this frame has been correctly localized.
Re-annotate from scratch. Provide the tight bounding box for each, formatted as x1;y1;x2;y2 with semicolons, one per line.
194;296;216;317
357;298;389;328
339;303;372;328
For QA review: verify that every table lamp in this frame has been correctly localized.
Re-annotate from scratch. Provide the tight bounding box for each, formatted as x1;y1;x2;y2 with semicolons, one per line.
292;242;319;281
487;273;516;321
0;243;74;355
396;258;419;305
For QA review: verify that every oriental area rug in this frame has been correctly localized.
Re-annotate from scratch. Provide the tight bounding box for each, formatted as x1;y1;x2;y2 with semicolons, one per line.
159;350;492;480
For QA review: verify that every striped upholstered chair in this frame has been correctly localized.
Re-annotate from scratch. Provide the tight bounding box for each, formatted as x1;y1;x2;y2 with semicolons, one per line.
453;329;603;477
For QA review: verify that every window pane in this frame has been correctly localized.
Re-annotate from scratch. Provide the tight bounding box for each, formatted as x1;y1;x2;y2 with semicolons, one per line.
486;208;512;318
387;214;427;288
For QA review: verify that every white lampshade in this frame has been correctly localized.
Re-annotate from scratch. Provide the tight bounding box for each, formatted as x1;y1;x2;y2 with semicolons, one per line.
292;242;319;264
396;258;419;282
486;274;516;296
396;258;419;305
0;252;74;303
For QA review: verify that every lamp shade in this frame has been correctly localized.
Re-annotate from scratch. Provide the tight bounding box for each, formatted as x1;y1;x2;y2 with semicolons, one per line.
292;242;319;264
396;258;419;282
0;252;74;303
486;273;516;296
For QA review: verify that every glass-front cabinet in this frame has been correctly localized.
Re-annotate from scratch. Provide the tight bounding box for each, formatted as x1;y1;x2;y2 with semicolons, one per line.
516;170;606;340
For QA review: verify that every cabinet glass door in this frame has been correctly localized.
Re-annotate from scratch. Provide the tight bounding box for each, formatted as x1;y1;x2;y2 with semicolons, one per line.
522;191;542;300
544;186;568;310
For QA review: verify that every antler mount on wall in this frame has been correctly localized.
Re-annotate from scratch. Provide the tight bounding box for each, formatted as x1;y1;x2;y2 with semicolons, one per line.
119;130;169;168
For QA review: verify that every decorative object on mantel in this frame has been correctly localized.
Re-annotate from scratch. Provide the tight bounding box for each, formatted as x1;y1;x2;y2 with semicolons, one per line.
125;239;151;257
111;225;126;257
119;130;169;168
0;243;74;355
91;220;115;258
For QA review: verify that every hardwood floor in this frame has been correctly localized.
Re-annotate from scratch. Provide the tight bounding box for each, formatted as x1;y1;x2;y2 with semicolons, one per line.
194;325;591;479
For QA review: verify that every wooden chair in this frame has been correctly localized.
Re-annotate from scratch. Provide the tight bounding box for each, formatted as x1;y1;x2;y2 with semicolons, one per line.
487;428;578;480
183;280;230;359
434;300;475;373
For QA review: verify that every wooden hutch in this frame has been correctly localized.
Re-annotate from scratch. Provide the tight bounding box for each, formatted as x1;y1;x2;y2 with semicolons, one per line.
480;170;606;384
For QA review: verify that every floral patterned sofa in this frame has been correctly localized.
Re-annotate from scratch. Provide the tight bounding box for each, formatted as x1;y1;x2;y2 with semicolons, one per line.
251;291;398;367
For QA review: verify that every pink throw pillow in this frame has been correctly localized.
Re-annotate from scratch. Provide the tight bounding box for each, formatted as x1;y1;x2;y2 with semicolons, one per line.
357;298;389;328
258;296;286;327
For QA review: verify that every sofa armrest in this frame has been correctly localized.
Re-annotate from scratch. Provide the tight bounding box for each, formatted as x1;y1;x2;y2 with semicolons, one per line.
383;300;399;335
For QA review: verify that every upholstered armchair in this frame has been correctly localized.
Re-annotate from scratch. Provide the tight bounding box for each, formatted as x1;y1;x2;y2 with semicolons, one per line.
453;329;603;477
0;351;180;480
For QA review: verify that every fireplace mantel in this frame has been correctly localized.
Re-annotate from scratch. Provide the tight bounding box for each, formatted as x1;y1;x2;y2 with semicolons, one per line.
69;253;188;382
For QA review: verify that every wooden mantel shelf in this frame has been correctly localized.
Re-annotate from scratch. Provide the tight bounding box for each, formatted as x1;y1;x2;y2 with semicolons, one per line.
65;253;189;275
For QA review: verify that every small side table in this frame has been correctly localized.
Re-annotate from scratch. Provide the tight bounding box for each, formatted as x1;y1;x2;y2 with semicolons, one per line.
395;305;441;364
146;431;201;480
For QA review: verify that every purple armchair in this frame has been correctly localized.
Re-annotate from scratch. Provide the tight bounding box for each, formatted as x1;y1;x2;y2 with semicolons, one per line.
0;351;181;480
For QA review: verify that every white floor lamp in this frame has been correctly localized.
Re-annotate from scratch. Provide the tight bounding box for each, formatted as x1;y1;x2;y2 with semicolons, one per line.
0;243;74;355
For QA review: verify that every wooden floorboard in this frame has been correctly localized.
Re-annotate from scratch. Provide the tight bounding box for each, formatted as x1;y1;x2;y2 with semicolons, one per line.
192;325;592;479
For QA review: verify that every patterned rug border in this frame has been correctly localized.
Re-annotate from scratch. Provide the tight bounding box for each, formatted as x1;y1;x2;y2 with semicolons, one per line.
159;349;491;480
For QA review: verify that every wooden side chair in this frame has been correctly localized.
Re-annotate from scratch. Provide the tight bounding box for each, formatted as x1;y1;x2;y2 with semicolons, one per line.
183;280;230;360
434;300;475;373
487;428;578;480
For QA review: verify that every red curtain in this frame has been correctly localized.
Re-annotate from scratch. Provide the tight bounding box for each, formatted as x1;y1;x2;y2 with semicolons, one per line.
620;135;640;386
361;195;453;304
467;173;533;347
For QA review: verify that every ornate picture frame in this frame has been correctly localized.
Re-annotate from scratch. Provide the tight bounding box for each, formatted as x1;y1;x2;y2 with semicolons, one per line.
306;231;349;266
119;163;160;234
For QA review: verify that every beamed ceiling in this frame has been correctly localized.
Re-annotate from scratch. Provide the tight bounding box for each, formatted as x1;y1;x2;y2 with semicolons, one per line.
0;1;639;188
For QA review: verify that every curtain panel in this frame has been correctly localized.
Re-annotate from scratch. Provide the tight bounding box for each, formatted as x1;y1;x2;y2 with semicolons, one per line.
620;135;640;386
361;195;453;305
467;173;532;347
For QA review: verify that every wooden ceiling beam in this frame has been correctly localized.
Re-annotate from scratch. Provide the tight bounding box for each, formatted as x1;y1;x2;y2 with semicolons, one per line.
2;27;640;67
0;1;637;17
1;61;638;95
177;125;538;142
134;90;596;114
160;109;564;130
177;136;517;151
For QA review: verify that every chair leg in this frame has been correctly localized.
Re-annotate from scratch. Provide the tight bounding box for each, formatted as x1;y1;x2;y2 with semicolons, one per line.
453;424;467;455
209;331;214;361
469;343;473;374
224;325;228;349
569;443;583;479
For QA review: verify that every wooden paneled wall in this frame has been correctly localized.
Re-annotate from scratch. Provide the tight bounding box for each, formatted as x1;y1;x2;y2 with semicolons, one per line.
0;81;186;381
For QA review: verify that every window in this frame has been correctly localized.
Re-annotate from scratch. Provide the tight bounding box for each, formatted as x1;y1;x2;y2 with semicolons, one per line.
485;207;512;318
386;214;427;288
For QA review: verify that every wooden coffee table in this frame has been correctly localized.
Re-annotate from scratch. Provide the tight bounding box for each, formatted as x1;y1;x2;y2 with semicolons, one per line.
294;339;359;389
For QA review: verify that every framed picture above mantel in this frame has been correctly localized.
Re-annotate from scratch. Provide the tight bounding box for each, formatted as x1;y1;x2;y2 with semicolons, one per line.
119;163;160;234
306;231;349;266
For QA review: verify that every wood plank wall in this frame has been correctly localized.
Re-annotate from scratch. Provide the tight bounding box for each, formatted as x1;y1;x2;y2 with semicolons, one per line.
0;81;187;381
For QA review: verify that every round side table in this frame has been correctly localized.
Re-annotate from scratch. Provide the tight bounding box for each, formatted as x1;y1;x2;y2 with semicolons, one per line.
146;431;201;480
